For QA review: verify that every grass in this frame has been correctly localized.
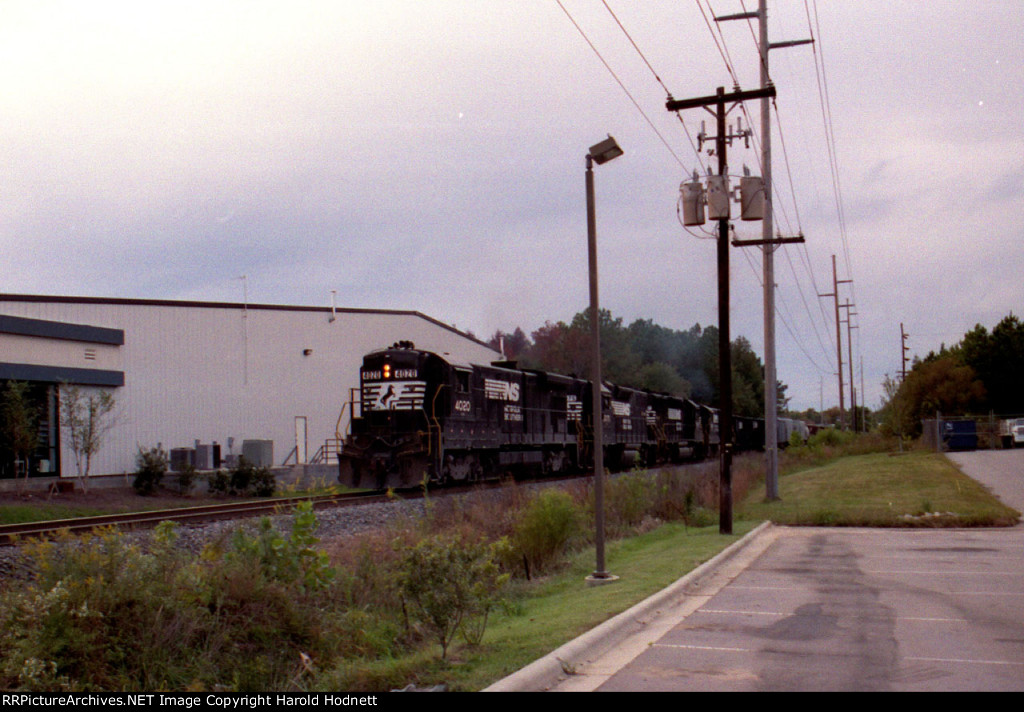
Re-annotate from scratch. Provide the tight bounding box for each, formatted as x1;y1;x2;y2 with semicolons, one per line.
0;490;234;525
0;502;115;524
739;450;1021;527
328;519;757;692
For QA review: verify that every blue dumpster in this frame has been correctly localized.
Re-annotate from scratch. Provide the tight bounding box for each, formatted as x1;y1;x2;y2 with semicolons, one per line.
942;421;977;451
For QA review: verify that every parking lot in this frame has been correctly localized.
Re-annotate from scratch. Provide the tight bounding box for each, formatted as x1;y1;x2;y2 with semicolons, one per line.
544;450;1024;692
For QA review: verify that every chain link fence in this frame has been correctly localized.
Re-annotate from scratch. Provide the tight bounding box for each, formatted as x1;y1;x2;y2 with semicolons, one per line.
922;414;1024;452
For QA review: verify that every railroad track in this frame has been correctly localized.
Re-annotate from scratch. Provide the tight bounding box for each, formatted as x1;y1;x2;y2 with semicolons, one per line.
0;464;693;546
0;490;391;546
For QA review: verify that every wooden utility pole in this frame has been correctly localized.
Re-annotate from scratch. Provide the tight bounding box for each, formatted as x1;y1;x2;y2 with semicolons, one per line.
819;255;852;428
901;323;910;381
667;84;776;534
840;300;857;430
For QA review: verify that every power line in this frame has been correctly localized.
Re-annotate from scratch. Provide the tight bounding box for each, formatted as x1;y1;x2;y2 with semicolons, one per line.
555;0;690;172
600;1;706;171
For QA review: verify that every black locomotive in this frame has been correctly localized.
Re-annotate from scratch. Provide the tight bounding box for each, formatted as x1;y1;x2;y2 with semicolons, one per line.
336;342;764;490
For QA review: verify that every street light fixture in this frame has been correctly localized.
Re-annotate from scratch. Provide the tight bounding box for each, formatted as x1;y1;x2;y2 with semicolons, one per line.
585;134;622;585
589;135;624;165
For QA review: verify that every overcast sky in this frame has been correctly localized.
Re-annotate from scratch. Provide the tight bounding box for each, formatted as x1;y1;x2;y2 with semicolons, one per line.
2;1;1022;412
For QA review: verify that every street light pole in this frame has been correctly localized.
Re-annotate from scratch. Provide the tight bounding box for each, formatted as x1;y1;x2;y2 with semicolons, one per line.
585;135;622;584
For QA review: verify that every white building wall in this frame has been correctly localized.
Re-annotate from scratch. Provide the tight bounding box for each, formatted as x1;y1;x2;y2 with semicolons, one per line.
0;298;501;477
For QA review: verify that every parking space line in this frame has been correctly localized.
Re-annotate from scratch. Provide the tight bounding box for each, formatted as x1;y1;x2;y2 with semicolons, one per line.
653;644;754;653
905;656;1024;667
865;569;1024;576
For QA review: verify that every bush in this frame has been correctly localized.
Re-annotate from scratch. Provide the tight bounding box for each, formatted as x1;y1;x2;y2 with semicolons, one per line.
604;472;653;533
510;488;584;576
398;534;508;659
208;457;276;497
226;500;335;592
132;446;167;495
0;523;197;690
0;508;345;691
174;462;198;495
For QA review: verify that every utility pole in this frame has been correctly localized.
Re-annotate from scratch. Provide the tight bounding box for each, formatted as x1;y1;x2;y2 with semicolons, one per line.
716;0;811;500
841;300;858;431
667;84;776;535
901;323;910;381
819;255;851;429
860;356;866;433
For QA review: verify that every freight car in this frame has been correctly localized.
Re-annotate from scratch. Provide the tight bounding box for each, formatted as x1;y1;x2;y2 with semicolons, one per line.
336;342;762;490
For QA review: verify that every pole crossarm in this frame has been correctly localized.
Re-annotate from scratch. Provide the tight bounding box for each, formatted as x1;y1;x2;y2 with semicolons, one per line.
665;85;776;113
732;234;805;247
769;39;815;50
715;11;759;21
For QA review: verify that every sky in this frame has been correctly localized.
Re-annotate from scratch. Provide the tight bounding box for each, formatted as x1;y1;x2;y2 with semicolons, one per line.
2;0;1022;413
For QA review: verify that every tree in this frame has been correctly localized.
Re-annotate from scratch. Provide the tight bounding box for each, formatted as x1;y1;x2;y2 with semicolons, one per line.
487;327;531;361
731;337;766;417
59;384;116;491
883;357;986;437
1;381;40;485
637;362;691;397
959;314;1024;414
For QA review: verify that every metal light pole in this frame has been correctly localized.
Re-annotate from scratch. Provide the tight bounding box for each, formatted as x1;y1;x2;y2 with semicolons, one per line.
585;135;622;584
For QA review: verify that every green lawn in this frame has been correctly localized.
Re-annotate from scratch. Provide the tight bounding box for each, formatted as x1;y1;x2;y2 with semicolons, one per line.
738;450;1020;527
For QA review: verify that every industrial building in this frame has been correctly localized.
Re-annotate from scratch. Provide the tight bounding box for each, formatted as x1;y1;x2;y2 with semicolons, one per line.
0;294;501;482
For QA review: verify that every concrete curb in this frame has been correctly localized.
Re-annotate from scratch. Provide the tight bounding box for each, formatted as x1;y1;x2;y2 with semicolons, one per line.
483;520;775;692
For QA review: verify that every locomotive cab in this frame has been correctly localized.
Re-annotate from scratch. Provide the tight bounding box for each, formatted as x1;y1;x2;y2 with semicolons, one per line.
338;343;449;489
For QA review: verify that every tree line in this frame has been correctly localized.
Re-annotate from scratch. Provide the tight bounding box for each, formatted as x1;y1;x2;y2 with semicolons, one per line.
879;313;1024;436
485;308;780;419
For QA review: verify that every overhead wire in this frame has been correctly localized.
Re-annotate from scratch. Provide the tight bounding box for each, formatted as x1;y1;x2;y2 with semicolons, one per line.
559;0;852;397
554;0;691;172
699;0;837;372
805;0;854;293
739;238;831;374
601;0;708;172
805;0;862;406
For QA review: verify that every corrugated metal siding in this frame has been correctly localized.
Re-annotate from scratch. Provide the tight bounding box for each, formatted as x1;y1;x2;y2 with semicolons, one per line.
0;298;500;477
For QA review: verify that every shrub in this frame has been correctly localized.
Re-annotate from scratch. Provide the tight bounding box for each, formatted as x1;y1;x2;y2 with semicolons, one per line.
132;446;168;495
174;462;198;495
0;506;352;692
604;472;653;533
226;500;335;592
0;523;197;690
398;534;508;659
208;457;276;497
510;488;584;576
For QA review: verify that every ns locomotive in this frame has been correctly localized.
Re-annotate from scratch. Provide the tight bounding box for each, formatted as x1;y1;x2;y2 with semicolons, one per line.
336;342;764;490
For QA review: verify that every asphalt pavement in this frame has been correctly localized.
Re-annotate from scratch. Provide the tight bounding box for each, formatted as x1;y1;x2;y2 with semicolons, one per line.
485;449;1024;692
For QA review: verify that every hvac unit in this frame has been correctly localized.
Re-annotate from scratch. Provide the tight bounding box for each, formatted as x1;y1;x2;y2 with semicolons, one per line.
242;439;274;467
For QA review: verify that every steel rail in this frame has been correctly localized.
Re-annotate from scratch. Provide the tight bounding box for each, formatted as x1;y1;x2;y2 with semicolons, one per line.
0;490;388;545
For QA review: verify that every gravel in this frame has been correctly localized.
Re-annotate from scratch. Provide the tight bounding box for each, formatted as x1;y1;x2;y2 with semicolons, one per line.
0;496;431;584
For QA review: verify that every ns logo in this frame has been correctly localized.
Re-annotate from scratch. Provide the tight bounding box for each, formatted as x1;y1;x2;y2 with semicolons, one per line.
484;378;520;402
